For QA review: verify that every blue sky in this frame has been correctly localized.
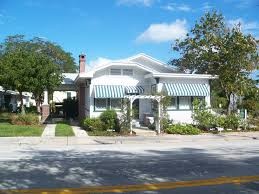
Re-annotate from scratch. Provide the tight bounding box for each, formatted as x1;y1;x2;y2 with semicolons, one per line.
0;0;259;70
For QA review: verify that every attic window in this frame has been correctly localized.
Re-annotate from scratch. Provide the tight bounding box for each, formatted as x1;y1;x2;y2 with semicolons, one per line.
110;69;121;75
122;69;133;76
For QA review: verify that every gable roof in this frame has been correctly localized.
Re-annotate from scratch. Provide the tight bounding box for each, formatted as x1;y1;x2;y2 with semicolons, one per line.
75;53;216;82
89;53;174;74
126;53;175;73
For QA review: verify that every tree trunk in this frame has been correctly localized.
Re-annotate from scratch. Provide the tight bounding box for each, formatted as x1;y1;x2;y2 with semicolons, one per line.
34;95;40;114
36;100;41;114
19;92;25;114
227;93;235;115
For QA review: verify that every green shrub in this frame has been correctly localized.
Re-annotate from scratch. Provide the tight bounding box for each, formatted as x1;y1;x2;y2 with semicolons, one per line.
81;117;105;131
161;117;171;131
192;98;217;130
222;114;240;129
166;124;201;135
148;123;156;130
25;106;38;114
193;110;217;130
100;109;119;131
11;113;39;125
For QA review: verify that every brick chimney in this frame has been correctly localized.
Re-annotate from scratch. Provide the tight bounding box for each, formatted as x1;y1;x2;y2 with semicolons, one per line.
79;54;86;73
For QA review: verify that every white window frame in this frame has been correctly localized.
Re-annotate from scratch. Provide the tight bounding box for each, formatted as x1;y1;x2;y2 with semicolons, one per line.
179;96;192;110
110;68;121;76
110;98;122;110
167;97;177;110
122;69;133;76
95;98;108;111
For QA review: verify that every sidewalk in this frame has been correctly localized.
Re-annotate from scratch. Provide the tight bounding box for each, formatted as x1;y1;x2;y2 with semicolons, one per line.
92;131;259;144
0;131;258;147
41;124;56;137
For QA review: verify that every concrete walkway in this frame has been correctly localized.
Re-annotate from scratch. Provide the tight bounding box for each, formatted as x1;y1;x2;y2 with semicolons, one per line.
72;126;89;137
41;124;56;137
133;128;157;136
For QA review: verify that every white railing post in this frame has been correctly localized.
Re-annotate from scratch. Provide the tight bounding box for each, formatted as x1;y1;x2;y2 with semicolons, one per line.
156;99;161;134
130;98;133;134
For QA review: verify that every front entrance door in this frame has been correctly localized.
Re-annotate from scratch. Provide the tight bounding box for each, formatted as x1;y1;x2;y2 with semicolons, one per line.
132;99;139;119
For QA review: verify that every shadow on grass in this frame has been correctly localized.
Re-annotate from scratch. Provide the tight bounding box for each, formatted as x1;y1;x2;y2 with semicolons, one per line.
0;147;259;193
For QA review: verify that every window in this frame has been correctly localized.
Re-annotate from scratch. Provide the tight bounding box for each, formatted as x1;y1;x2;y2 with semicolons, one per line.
151;84;157;95
110;69;121;75
67;92;71;99
167;97;177;110
94;98;122;111
122;69;133;76
179;97;192;110
95;99;107;111
110;98;121;110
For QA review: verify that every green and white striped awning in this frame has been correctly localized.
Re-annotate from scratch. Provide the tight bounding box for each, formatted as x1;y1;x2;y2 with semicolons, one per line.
94;85;124;98
164;83;209;96
125;86;144;94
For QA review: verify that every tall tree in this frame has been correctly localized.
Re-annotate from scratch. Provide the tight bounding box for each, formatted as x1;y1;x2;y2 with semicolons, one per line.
0;35;31;113
172;11;259;114
0;35;65;113
30;37;77;73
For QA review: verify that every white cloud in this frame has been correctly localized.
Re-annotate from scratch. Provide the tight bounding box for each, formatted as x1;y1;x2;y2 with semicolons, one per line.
88;57;111;70
161;3;191;12
202;2;214;11
136;19;188;43
117;0;156;7
0;11;15;25
228;18;259;34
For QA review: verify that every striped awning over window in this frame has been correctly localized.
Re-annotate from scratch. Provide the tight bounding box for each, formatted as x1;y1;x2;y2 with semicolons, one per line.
164;83;209;96
125;86;144;94
94;85;124;98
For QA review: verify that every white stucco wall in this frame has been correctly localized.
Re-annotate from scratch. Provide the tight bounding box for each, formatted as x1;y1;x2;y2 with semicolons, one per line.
159;77;210;124
88;66;151;118
85;65;211;124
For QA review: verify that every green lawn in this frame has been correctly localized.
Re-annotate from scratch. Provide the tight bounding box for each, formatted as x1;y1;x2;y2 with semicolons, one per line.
55;123;75;136
0;123;43;137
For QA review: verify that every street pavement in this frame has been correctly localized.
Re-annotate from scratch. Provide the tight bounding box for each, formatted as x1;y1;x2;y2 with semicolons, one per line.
0;135;259;193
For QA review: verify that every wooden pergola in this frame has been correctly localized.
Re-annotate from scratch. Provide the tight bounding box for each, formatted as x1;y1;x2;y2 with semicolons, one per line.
124;95;163;134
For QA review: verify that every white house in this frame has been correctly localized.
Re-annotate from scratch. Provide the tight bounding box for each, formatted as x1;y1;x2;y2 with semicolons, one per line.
52;73;77;103
74;53;216;130
0;86;35;112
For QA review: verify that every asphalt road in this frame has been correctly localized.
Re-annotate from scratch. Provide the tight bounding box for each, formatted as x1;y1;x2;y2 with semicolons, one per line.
0;139;259;193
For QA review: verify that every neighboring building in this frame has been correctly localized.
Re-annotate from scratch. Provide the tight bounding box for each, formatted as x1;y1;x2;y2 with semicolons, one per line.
0;86;35;112
52;73;77;103
74;53;216;124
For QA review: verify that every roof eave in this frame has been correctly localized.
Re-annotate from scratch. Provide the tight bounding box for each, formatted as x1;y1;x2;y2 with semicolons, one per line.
145;73;218;79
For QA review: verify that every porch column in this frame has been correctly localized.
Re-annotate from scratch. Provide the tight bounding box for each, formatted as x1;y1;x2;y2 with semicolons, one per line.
156;99;161;134
42;90;50;123
43;90;48;105
129;98;133;134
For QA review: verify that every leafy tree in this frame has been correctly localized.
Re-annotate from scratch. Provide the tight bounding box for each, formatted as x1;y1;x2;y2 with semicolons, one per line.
26;53;63;113
172;11;259;114
0;35;32;113
0;35;66;113
30;37;77;73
